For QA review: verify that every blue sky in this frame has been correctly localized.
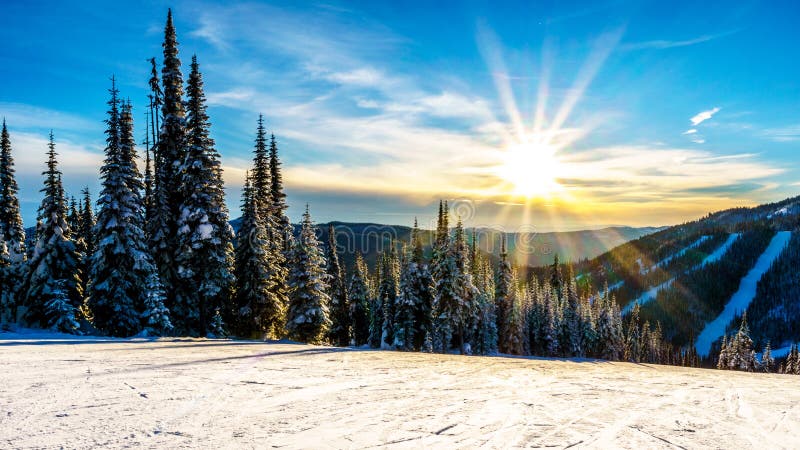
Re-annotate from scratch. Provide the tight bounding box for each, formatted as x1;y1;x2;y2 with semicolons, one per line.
1;0;799;231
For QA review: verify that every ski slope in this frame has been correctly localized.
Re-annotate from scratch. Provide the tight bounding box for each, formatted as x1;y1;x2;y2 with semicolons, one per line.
696;231;792;357
622;233;740;314
1;333;799;449
649;235;709;271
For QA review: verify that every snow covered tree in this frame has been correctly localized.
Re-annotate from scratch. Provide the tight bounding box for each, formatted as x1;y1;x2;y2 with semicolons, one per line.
23;132;82;330
286;206;330;343
729;313;757;371
378;244;400;348
624;302;642;362
503;283;526;355
495;235;513;353
88;86;170;337
0;240;11;324
349;253;371;346
325;225;349;345
234;174;283;338
432;218;477;354
785;344;799;375
393;219;434;351
0;120;26;322
268;133;292;254
0;120;26;264
140;271;172;336
173;55;235;336
761;342;774;373
79;187;95;261
151;9;187;314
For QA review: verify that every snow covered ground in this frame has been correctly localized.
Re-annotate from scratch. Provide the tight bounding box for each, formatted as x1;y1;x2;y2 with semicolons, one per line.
696;231;793;356
2;333;799;449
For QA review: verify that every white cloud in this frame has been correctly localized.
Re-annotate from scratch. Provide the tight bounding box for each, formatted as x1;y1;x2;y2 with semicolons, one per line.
760;125;800;142
683;129;697;135
690;107;720;126
621;30;740;51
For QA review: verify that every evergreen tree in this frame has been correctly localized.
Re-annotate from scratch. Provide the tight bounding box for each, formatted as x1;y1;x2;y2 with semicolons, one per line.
495;235;513;353
378;244;399;348
0;120;26;263
433;218;477;354
503;283;526;355
761;342;774;373
286;206;330;343
326;224;350;346
151;9;187;315
234;174;283;338
393;219;434;351
23;132;82;330
349;253;371;346
0;120;26;322
0;240;11;324
88;85;169;337
268;133;292;253
79;188;96;261
174;55;235;335
624;302;642;362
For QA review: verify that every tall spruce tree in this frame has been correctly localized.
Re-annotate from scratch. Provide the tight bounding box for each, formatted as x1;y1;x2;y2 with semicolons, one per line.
174;55;235;336
88;85;170;337
349;253;371;346
0;120;26;322
23;132;82;330
393;219;434;350
151;9;187;316
234;173;282;338
495;235;513;353
326;224;350;346
286;206;330;343
268;133;292;253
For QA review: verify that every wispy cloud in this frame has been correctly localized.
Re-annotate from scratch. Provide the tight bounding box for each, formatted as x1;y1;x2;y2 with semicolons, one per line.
760;124;800;142
690;107;720;126
683;129;697;135
621;30;740;51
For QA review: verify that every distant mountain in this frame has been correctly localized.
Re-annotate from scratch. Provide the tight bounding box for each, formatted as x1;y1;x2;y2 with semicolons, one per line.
570;194;800;356
228;218;659;270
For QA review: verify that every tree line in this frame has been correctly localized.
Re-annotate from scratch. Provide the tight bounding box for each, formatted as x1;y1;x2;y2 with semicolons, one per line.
0;9;797;374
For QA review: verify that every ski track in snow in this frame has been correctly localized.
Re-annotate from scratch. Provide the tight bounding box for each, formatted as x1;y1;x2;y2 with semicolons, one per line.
696;231;792;357
622;233;740;314
649;235;709;272
1;335;799;449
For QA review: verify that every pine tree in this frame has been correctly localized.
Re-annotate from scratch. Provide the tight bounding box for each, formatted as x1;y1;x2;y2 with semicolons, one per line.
624;302;642;362
79;188;95;261
0;120;26;263
326;224;350;346
495;235;513;353
286;206;330;343
378;244;399;348
173;55;235;336
0;120;26;322
141;271;172;336
234;174;282;338
0;240;11;324
23;132;82;330
433;218;477;354
761;341;774;373
151;9;188;317
268;133;292;253
88;85;169;337
503;284;526;355
349;253;371;346
393;219;434;351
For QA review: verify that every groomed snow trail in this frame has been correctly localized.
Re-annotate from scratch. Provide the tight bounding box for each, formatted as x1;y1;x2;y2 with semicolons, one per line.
1;336;799;449
623;233;739;314
696;231;792;357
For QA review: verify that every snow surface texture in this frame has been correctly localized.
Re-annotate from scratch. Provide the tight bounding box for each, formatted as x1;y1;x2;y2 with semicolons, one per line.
696;231;792;357
2;333;800;448
622;233;740;314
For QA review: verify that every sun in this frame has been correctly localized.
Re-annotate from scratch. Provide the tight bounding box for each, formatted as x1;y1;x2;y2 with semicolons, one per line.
497;142;563;198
